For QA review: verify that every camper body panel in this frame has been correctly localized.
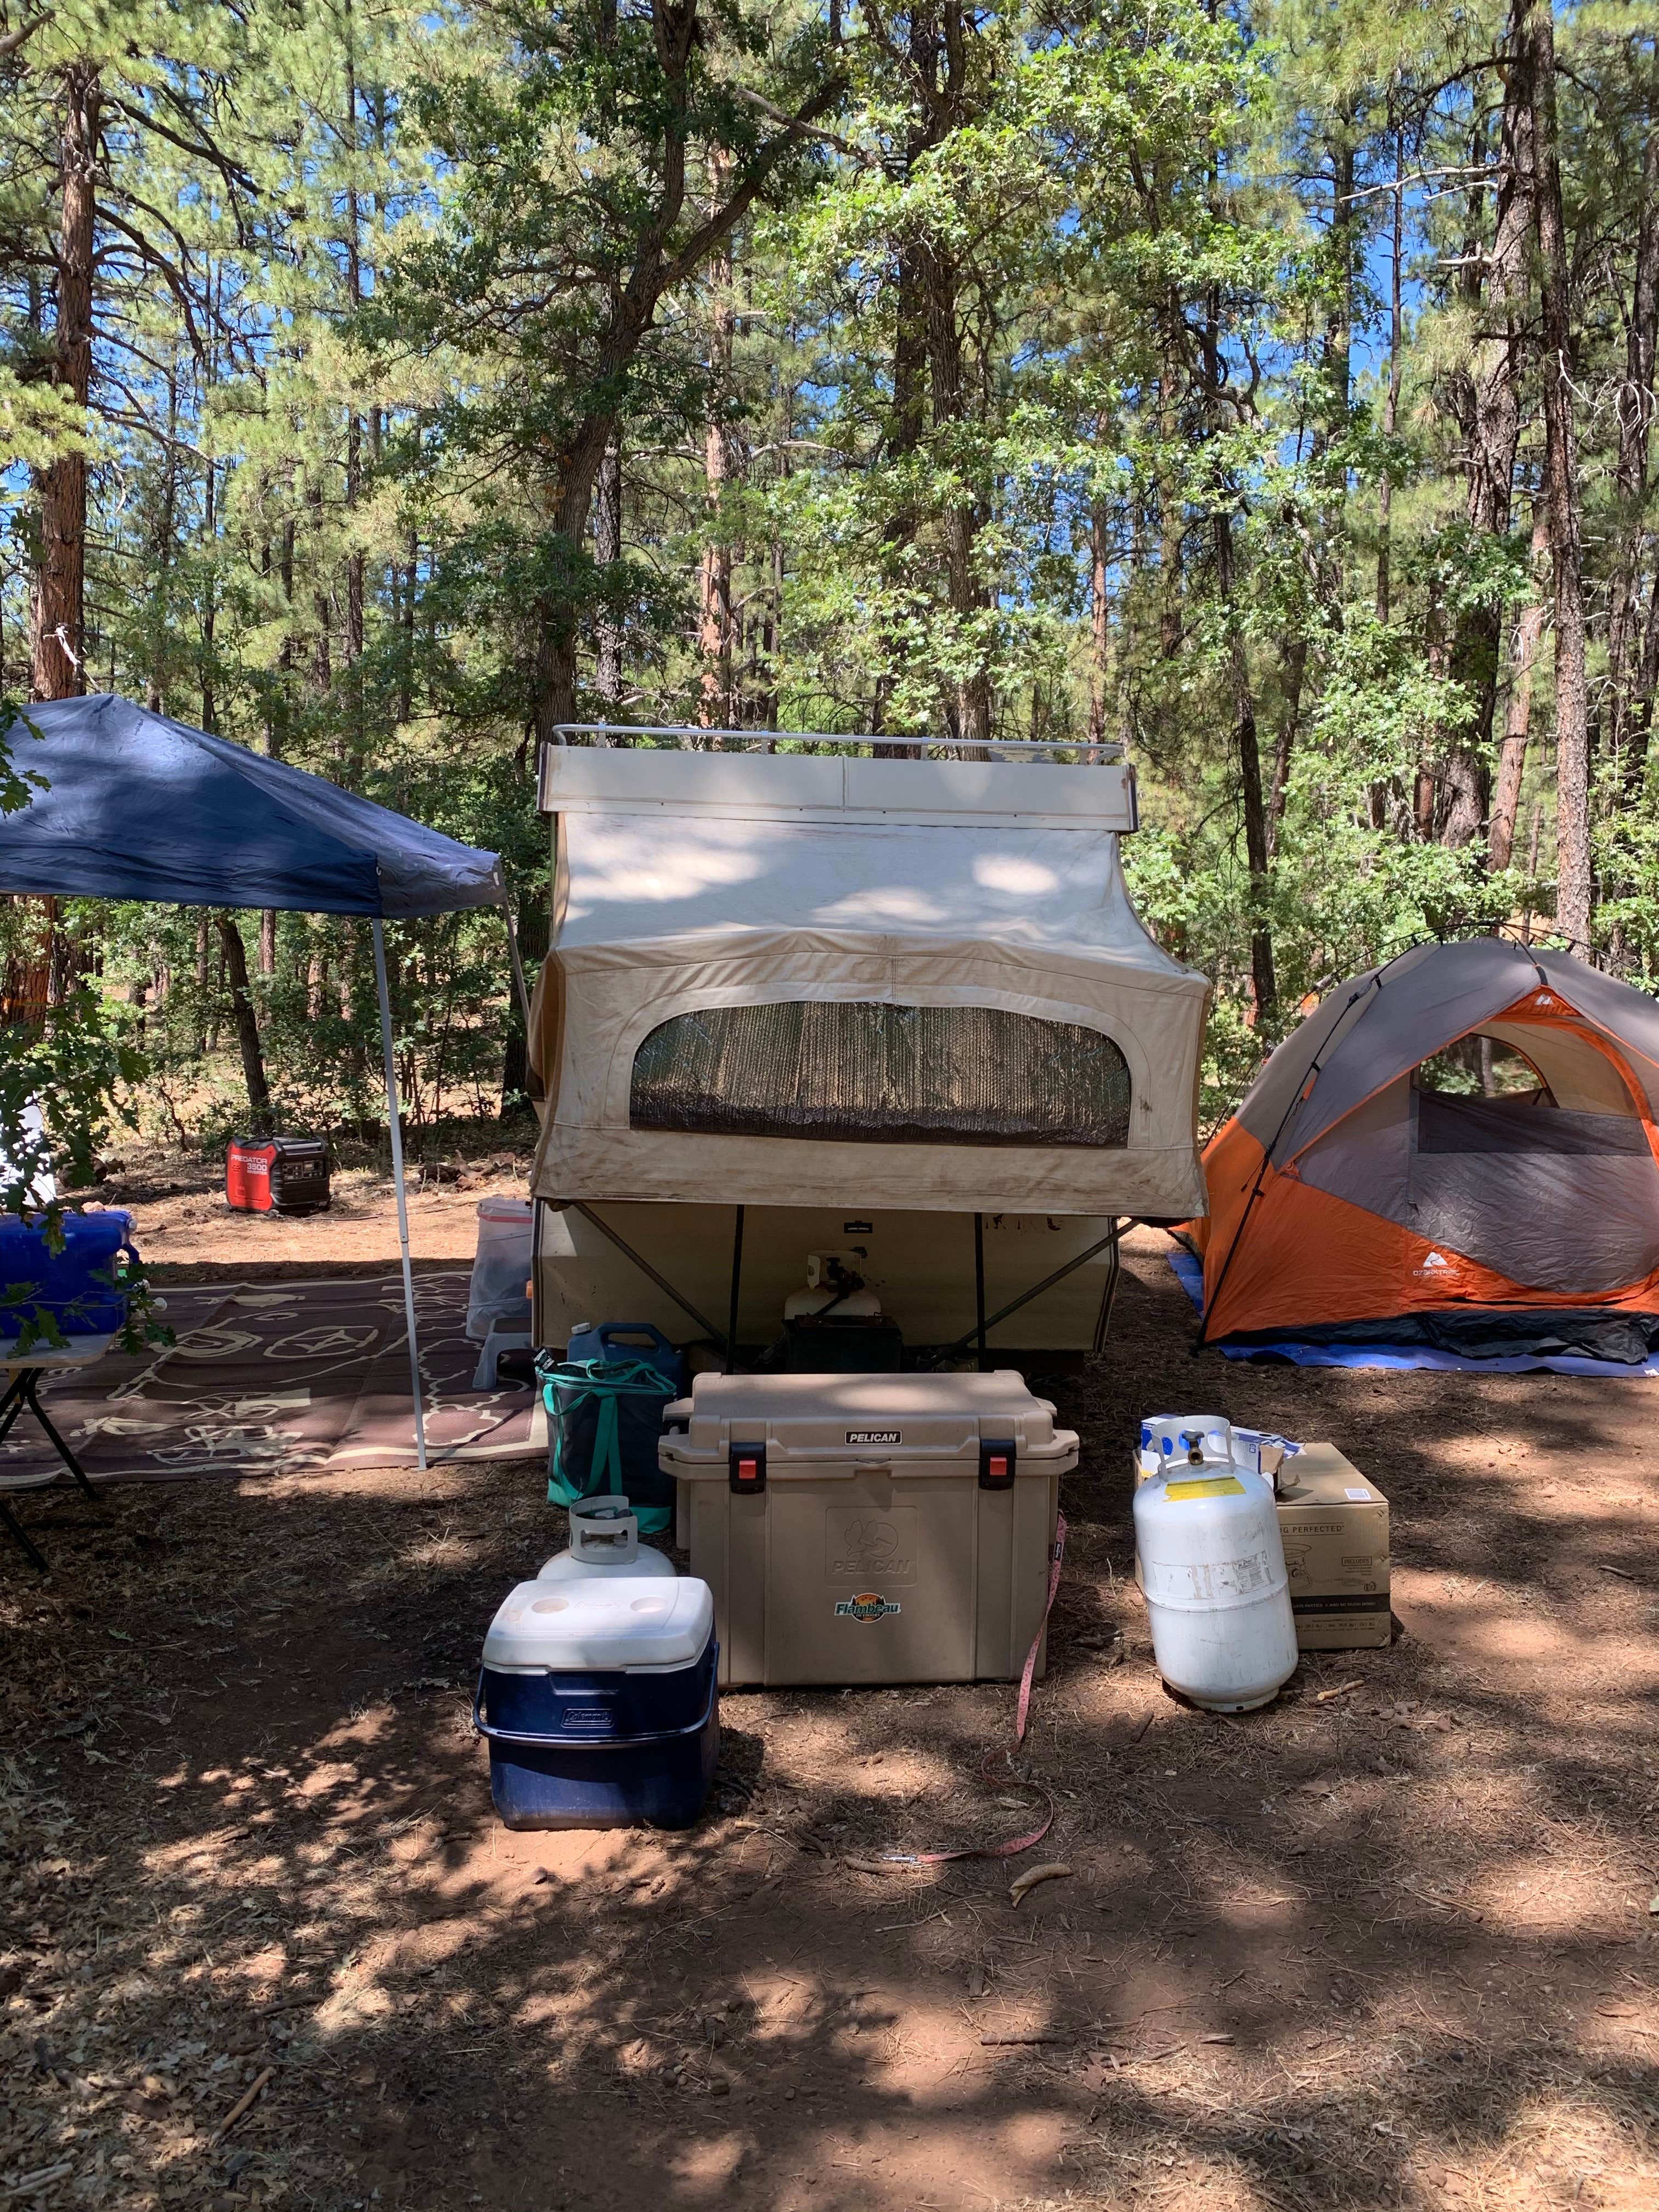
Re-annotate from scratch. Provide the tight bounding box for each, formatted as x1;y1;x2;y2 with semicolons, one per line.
533;1200;1116;1353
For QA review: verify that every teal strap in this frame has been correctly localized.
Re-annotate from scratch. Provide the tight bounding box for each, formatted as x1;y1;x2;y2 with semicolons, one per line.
545;1355;670;1506
590;1388;623;1496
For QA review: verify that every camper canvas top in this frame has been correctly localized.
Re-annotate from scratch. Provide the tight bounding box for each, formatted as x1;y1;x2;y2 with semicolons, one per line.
527;733;1209;1218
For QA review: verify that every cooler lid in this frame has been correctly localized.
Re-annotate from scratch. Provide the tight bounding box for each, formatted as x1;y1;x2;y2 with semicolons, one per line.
662;1369;1075;1471
482;1575;714;1672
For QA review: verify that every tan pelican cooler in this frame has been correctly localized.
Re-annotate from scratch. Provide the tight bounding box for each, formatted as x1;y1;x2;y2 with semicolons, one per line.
659;1372;1078;1688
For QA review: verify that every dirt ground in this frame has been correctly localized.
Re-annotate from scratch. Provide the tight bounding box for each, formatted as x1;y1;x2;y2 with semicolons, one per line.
89;1143;538;1285
4;1217;1659;2212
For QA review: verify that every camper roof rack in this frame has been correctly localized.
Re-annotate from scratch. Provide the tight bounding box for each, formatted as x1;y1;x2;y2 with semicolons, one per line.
539;725;1139;831
550;722;1125;763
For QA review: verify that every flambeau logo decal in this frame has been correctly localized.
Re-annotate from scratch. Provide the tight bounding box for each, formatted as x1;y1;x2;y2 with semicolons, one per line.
834;1592;901;1622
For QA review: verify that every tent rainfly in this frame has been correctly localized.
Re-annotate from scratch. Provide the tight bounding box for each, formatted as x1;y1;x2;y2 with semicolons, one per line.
1190;936;1659;1362
0;693;528;1466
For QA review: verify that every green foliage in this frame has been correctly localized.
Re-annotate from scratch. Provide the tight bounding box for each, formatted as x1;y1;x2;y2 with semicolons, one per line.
0;0;1656;1153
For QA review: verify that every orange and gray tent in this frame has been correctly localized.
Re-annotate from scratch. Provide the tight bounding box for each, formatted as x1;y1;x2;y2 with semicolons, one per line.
1189;939;1659;1363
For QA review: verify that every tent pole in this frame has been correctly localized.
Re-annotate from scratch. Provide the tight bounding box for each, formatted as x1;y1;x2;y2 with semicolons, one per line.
372;919;427;1471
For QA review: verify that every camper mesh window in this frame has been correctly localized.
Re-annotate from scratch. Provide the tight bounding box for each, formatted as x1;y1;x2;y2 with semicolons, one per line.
630;1001;1132;1148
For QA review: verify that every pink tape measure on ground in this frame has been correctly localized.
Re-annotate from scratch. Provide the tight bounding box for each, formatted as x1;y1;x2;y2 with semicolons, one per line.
878;1510;1068;1867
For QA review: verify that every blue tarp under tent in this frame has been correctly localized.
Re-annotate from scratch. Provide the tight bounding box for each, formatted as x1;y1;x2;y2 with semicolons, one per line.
0;692;532;1467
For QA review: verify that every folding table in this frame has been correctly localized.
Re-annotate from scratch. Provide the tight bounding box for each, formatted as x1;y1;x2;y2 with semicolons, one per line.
0;1333;113;1568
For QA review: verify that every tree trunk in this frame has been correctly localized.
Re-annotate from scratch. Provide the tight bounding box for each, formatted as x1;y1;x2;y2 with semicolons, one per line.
29;63;99;702
698;151;737;732
1268;636;1306;853
1608;124;1659;758
499;888;549;1118
1158;334;1183;659
1489;499;1549;870
1627;560;1659;788
1216;509;1275;1020
594;433;624;712
1444;19;1537;847
1088;495;1111;746
1530;0;1593;951
1376;128;1404;622
217;913;272;1133
875;26;930;748
200;455;218;734
927;238;990;747
346;416;365;669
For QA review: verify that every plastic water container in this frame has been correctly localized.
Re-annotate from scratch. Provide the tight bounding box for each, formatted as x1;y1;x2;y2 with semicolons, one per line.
466;1198;534;1342
475;1576;719;1830
566;1321;686;1395
0;1211;136;1339
538;1496;678;1582
1132;1414;1298;1713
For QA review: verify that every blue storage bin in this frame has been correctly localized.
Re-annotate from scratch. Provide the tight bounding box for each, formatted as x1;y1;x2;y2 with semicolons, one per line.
476;1576;719;1831
0;1211;135;1339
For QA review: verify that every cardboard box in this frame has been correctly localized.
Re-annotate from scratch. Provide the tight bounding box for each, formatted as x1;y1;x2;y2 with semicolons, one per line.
1275;1443;1391;1650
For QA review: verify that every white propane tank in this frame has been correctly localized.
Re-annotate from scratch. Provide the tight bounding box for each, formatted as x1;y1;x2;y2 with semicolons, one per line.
1132;1416;1298;1713
783;1250;883;1321
538;1496;678;1581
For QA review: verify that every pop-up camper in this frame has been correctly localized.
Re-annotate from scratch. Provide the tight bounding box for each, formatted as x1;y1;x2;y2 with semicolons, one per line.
526;734;1209;1362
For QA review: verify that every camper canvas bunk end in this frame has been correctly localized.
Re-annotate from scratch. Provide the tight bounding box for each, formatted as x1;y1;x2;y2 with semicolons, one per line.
525;732;1210;1363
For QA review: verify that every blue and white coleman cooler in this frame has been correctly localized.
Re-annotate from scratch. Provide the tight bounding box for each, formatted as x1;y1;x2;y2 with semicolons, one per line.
475;1559;719;1831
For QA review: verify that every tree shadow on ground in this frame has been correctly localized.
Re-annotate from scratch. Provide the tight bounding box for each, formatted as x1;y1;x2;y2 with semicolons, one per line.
2;1232;1658;2212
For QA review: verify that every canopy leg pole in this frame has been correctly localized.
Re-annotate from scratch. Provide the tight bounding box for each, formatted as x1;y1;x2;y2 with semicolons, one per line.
973;1214;988;1373
1090;1219;1122;1357
726;1206;745;1374
373;919;427;1471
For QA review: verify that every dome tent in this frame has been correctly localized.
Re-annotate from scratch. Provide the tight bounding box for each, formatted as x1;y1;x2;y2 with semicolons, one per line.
1190;938;1659;1363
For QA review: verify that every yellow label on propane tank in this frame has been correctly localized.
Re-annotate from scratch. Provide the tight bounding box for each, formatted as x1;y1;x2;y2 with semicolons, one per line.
1165;1475;1247;1501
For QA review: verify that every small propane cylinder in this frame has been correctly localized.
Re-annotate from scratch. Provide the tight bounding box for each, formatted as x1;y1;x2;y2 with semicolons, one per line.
1132;1415;1298;1713
538;1495;678;1581
782;1250;883;1322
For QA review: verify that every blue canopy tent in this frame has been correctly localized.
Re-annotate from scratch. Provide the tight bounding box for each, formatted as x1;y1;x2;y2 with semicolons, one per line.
0;692;534;1469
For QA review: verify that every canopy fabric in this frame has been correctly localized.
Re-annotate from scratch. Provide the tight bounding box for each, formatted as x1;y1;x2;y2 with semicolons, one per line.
0;693;504;916
531;802;1210;1220
1189;939;1659;1355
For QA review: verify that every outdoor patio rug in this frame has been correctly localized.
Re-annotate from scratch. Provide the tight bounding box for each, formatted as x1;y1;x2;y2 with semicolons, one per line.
0;1271;545;1483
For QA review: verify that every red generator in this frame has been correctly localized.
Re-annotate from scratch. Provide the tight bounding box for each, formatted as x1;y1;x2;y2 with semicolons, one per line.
225;1135;332;1217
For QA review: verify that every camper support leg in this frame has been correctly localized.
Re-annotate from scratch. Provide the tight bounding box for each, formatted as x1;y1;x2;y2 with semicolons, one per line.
1090;1220;1122;1357
973;1214;988;1373
726;1206;745;1374
567;1201;729;1350
933;1225;1124;1364
500;895;533;1034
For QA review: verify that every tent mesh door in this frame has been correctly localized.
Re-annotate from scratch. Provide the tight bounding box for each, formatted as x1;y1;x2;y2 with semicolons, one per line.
629;1000;1131;1148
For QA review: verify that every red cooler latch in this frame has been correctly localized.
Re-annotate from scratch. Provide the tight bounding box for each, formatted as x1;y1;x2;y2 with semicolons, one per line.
979;1438;1017;1491
729;1442;767;1494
